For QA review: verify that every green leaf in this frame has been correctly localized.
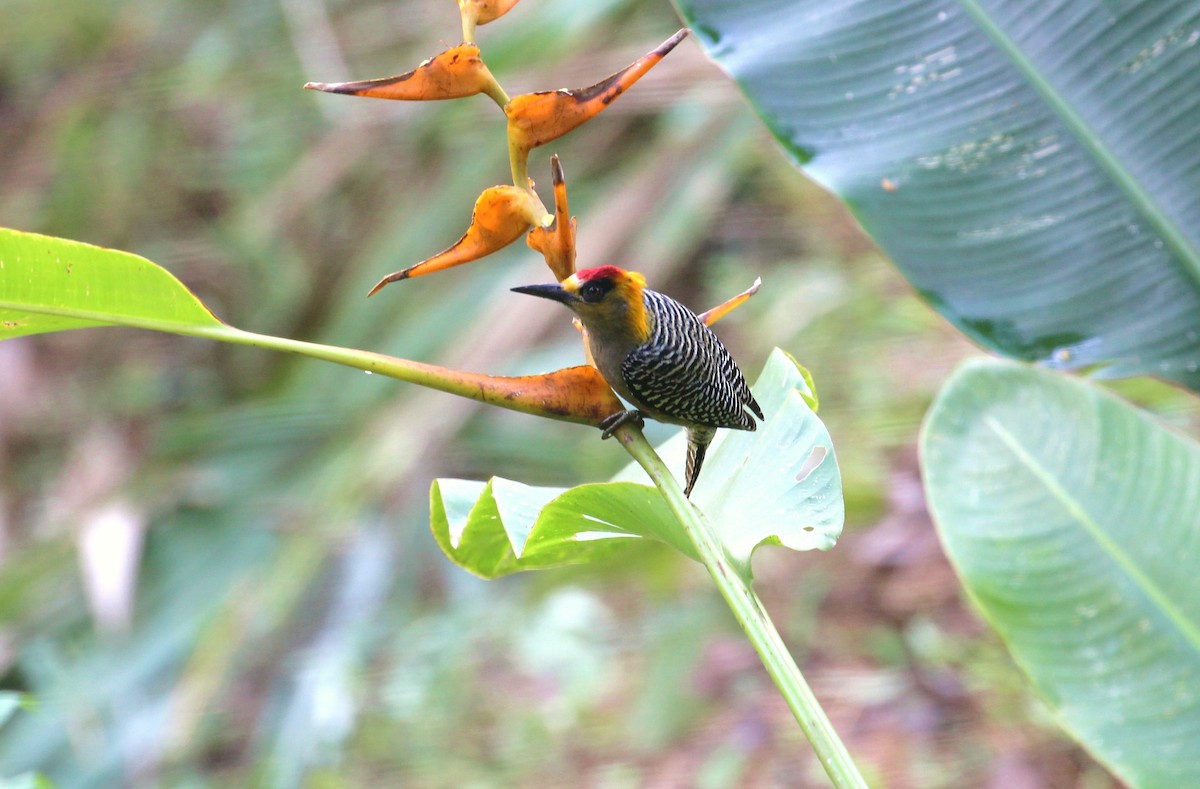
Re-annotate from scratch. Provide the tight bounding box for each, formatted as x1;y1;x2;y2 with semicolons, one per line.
630;350;842;565
0;773;54;789
922;359;1200;787
0;694;25;729
0;699;50;789
698;350;840;558
431;478;688;579
431;349;843;579
0;228;223;339
675;1;1200;390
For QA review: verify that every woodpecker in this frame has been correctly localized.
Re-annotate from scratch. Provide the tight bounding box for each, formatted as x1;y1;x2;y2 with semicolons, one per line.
513;265;763;497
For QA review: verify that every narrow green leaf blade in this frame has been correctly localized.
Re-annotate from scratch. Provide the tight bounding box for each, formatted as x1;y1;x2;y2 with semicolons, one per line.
922;359;1200;786
0;228;224;339
676;1;1200;389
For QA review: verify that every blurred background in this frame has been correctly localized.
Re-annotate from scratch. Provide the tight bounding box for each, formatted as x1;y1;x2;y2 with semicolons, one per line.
0;0;1171;785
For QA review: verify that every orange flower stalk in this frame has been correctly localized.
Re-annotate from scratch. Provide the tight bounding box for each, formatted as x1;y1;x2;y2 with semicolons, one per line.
245;338;626;427
337;340;623;426
504;28;688;185
526;155;577;281
368;185;548;296
305;44;508;106
377;359;623;425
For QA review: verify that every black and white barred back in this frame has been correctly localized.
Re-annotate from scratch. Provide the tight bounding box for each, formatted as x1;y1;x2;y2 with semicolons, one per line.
620;289;764;430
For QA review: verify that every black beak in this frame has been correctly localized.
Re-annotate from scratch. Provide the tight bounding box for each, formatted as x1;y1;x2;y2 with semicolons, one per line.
511;283;577;304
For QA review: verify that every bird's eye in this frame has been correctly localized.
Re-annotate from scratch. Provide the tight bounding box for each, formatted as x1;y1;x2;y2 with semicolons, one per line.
580;282;605;302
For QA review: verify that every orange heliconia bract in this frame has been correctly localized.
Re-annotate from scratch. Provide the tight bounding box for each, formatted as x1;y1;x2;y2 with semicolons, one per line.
304;44;504;104
411;361;624;425
368;186;546;296
698;278;762;326
505;29;689;156
301;17;755;433
525;156;577;281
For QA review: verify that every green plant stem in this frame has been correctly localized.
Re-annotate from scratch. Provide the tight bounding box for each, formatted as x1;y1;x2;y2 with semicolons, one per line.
508;135;529;189
484;81;510;108
461;11;476;45
10;309;614;426
615;425;866;789
482;72;510;108
191;323;612;424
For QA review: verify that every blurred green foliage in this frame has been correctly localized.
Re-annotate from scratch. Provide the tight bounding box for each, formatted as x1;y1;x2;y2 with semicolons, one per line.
3;0;1186;786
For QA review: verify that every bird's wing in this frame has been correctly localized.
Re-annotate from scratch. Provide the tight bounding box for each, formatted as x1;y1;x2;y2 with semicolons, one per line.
622;293;759;430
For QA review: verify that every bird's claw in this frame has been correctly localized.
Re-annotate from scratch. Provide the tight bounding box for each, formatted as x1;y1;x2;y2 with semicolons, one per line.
599;409;644;439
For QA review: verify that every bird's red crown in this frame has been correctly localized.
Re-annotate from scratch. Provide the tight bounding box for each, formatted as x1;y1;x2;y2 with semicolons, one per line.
575;265;627;282
573;265;647;291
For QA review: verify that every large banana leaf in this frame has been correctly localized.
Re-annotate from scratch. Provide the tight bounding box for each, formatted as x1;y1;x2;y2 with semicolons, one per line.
922;359;1200;787
674;0;1200;390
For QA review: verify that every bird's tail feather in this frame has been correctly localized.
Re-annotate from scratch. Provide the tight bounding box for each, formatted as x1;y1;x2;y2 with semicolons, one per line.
684;426;717;497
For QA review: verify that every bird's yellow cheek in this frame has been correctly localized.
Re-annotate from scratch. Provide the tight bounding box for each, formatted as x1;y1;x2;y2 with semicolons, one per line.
624;290;651;343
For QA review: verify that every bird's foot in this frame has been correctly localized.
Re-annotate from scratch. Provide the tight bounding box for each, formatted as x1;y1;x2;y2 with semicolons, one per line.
599;409;644;439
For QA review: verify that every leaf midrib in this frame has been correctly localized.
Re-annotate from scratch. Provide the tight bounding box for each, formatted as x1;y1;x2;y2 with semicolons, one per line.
956;0;1200;288
984;415;1200;657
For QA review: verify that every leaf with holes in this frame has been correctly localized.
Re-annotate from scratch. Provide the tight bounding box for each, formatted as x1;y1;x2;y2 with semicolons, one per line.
923;359;1200;786
431;349;843;579
676;0;1200;390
